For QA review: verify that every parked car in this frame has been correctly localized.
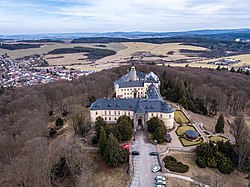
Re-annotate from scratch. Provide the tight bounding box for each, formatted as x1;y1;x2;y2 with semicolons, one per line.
150;152;159;156
152;166;161;172
132;151;140;155
155;185;165;187
156;180;166;185
155;175;166;181
165;134;172;143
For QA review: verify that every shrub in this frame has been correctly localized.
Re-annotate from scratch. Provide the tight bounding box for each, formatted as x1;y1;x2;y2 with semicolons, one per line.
49;128;57;137
166;161;189;173
62;109;69;117
218;157;234;174
91;135;98;144
163;156;177;163
48;110;53;116
163;156;189;173
55;118;64;126
196;157;206;168
51;157;70;179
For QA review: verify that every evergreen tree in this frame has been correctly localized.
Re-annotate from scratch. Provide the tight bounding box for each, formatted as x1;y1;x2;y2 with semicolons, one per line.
95;116;106;139
104;133;124;167
99;126;107;155
147;117;159;133
215;114;224;133
210;99;218;116
117;119;133;141
154;122;166;143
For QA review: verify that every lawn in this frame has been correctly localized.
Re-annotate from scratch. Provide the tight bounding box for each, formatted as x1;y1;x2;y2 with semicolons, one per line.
209;136;228;142
179;137;203;147
176;125;196;136
174;110;190;124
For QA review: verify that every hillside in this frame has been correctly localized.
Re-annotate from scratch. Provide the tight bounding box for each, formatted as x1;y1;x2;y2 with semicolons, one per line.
0;65;249;186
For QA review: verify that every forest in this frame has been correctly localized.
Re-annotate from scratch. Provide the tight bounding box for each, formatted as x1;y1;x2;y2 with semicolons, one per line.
17;39;65;43
0;65;249;186
0;43;41;50
48;46;116;60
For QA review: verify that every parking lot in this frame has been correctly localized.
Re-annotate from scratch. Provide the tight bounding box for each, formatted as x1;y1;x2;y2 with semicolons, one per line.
130;130;160;187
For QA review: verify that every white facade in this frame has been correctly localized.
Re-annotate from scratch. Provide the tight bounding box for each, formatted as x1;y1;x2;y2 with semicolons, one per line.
90;66;174;130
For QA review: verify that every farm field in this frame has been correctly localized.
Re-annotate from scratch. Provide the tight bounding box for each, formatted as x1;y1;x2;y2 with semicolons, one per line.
199;54;250;66
45;53;89;66
2;41;249;70
0;43;125;59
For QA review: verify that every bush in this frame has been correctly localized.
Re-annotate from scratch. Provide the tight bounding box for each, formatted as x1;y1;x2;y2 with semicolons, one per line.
218;157;234;174
51;157;70;179
62;109;69;117
49;128;57;137
48;110;53;116
196;157;206;168
163;156;189;173
166;161;189;173
91;135;98;144
163;156;177;163
55;118;64;126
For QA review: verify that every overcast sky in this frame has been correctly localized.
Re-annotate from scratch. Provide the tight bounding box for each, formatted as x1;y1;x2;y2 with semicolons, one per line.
0;0;250;34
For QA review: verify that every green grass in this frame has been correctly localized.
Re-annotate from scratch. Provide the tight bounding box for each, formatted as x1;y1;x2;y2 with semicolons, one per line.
209;136;228;142
179;137;203;147
174;110;190;124
176;125;197;136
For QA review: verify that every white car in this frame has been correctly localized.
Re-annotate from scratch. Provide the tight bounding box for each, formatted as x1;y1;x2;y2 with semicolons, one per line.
152;166;161;173
155;175;166;181
156;185;165;187
156;180;166;185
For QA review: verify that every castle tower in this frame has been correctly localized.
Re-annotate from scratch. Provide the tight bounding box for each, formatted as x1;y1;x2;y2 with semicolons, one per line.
130;66;136;81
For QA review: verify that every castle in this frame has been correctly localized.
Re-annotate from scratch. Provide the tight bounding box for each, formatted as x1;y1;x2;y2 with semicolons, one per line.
90;66;174;130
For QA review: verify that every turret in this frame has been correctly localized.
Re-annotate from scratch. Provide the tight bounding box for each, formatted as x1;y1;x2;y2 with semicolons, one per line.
130;66;136;81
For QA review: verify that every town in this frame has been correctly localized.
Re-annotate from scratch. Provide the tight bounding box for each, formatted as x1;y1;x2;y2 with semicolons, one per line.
0;54;96;88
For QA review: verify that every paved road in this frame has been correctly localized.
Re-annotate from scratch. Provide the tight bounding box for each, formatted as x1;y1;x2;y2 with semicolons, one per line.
130;130;160;187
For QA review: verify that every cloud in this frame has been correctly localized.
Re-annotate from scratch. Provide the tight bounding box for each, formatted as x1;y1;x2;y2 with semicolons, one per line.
0;0;250;34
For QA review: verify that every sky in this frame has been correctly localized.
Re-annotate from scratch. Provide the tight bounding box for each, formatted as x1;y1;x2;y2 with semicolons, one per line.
0;0;250;35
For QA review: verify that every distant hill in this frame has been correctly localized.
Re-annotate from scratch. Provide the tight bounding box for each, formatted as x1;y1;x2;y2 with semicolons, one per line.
17;39;65;43
1;28;250;41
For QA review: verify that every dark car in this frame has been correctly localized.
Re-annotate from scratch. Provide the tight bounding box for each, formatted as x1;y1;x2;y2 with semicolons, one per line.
149;152;159;156
132;151;140;155
165;134;172;143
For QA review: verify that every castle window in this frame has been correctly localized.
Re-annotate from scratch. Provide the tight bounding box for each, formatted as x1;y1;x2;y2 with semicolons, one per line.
161;114;162;117
96;111;98;115
105;117;107;120
115;117;117;120
105;111;107;115
118;111;120;115
151;113;153;117
121;89;123;91
109;111;111;115
114;111;116;115
128;112;130;115
169;115;171;118
109;117;111;121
